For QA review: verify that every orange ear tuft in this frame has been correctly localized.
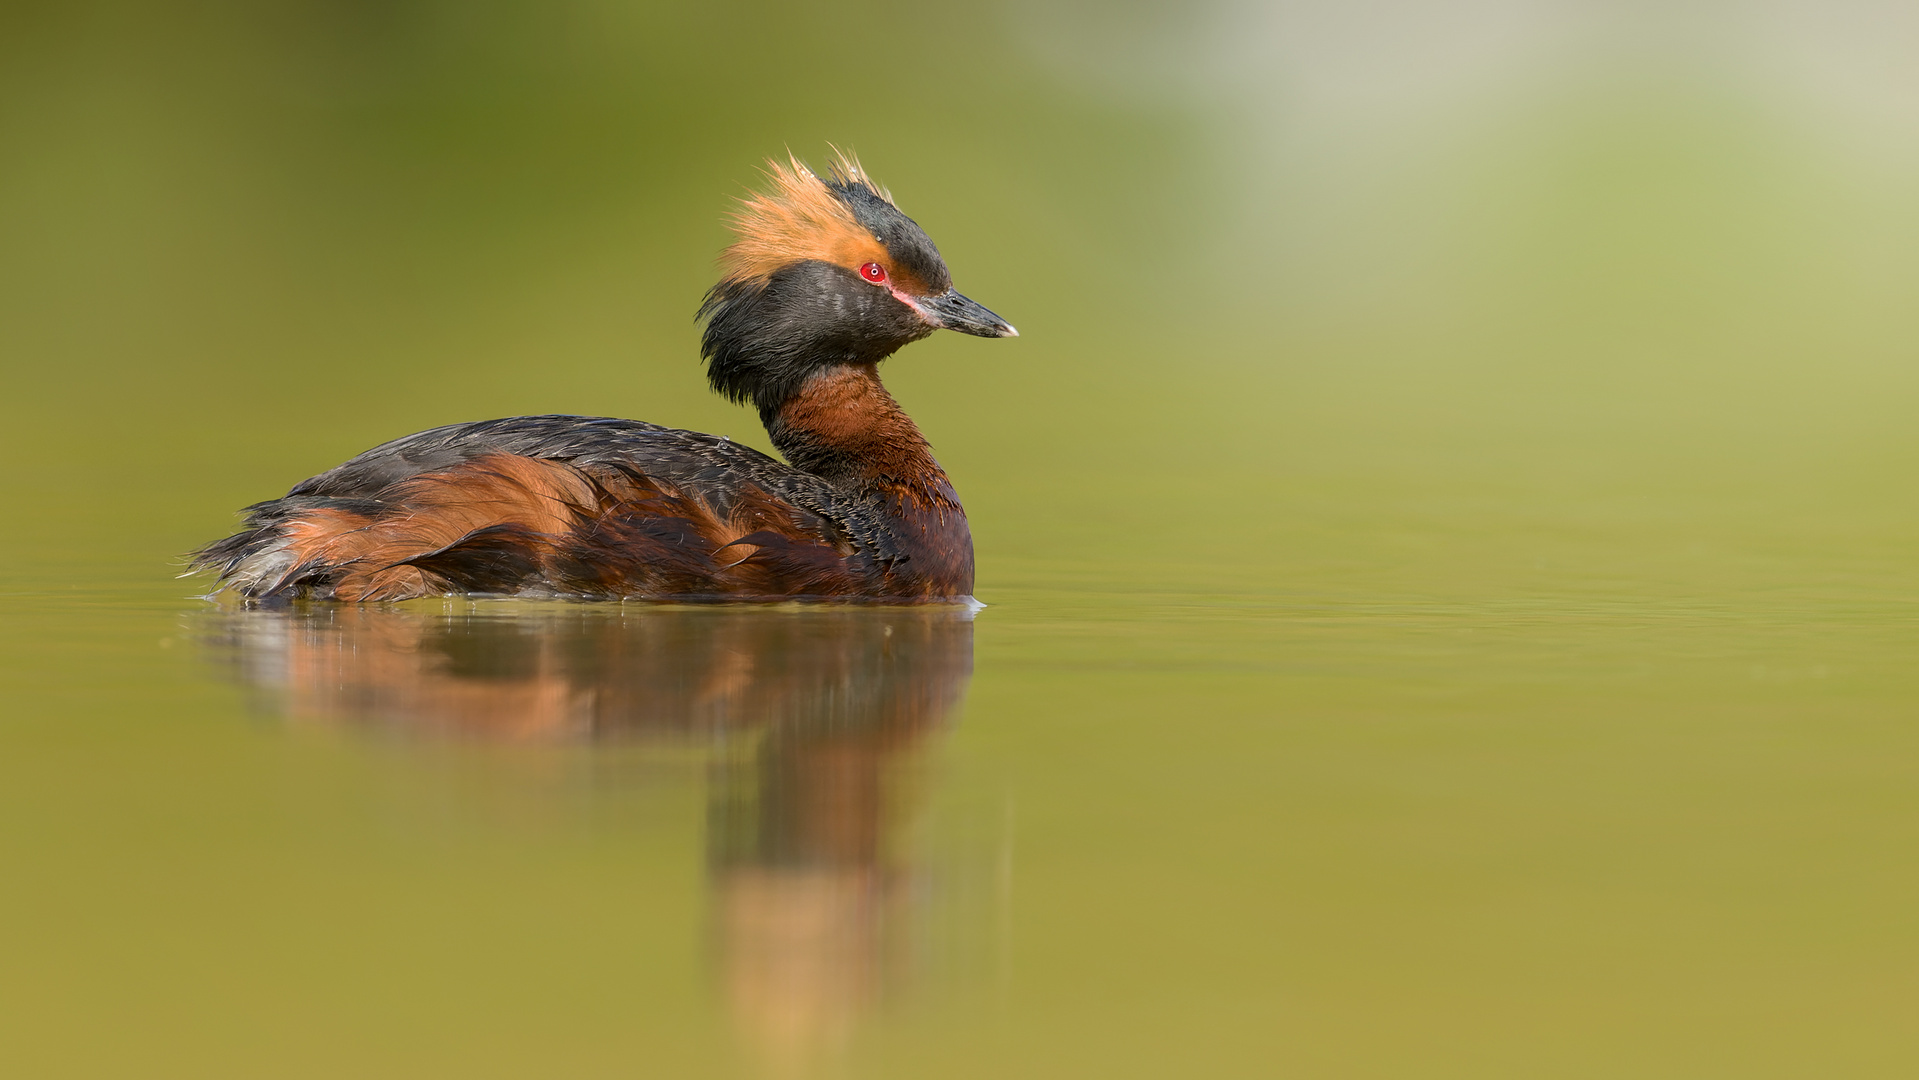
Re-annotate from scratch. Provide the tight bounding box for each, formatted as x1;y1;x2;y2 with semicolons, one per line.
719;155;890;286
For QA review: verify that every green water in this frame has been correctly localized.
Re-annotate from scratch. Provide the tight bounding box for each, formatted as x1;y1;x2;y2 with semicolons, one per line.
7;2;1919;1076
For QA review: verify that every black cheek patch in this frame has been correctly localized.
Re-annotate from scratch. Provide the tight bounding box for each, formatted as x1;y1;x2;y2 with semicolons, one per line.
700;261;935;416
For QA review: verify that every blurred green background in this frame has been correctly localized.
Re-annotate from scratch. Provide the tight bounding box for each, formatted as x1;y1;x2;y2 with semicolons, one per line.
5;0;1919;1076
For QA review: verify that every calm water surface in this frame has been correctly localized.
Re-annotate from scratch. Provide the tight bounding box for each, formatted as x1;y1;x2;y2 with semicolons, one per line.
6;558;1918;1077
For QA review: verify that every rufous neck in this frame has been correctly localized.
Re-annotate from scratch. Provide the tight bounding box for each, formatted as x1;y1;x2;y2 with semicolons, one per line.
764;364;951;497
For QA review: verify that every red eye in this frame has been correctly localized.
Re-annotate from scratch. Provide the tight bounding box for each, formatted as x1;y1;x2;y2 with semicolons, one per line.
859;262;888;284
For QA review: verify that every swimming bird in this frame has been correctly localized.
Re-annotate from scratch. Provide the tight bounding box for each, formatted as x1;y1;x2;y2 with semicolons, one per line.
191;153;1015;603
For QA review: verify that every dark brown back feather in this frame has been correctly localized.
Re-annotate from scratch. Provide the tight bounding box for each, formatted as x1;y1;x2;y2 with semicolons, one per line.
190;424;946;601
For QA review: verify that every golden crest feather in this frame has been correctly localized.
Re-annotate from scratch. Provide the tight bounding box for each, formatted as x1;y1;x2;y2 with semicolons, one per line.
718;152;896;287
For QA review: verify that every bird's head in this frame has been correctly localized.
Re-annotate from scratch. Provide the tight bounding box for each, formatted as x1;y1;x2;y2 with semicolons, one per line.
698;152;1016;416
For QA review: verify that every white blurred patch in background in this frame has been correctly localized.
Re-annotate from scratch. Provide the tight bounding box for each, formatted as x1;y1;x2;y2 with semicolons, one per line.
1012;0;1919;152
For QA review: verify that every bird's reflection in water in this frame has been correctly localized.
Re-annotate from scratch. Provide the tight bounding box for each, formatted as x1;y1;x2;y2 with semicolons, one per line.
200;601;976;1061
